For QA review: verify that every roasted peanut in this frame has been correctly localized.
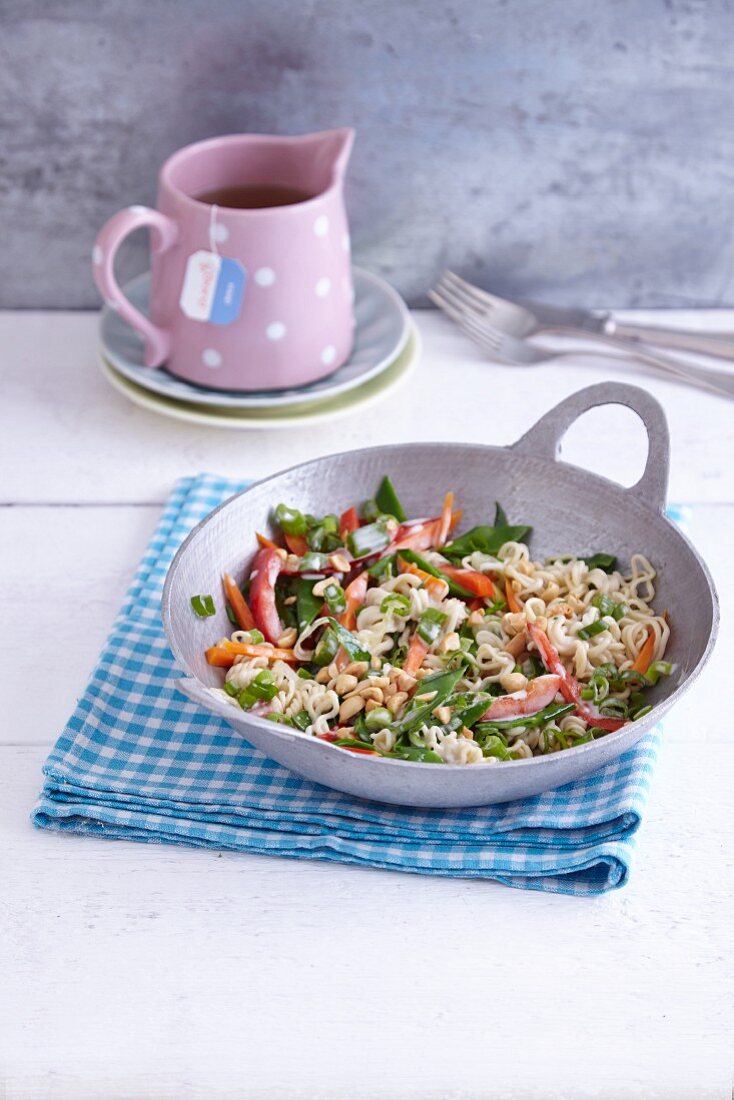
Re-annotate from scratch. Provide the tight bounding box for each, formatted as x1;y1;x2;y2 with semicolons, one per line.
339;696;365;722
433;705;452;724
311;577;332;597
414;689;437;703
334;673;359;696
315;667;332;684
505;631;527;658
500;670;528;693
329;553;351;573
358;685;384;704
344;660;369;678
438;632;460;654
364;698;382;713
386;691;408;715
277;627;297;648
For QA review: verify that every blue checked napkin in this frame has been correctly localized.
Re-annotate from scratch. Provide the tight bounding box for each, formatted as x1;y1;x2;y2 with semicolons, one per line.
33;475;685;896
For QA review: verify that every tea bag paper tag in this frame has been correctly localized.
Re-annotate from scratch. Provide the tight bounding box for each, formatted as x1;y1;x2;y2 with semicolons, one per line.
179;251;246;325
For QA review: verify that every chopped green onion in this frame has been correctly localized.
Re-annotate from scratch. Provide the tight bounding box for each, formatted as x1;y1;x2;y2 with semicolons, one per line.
300;551;329;573
611;601;629;621
380;592;411;617
292;710;311;731
481;735;512;761
326;618;372;662
323;582;347;616
238;670;279;709
190;594;215;617
235;628;264;645
322;514;339;534
375;475;407;522
296;668;314;680
591;593;616;616
646;660;674;686
223;680;239;697
599;698;628;718
630;703;653;720
364;706;393;732
583;553;617;573
347;521;391;558
417;607;448;645
578;619;611;640
275;503;307;536
313;627;339;667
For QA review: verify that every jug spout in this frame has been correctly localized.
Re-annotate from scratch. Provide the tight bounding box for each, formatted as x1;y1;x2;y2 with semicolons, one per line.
295;127;354;195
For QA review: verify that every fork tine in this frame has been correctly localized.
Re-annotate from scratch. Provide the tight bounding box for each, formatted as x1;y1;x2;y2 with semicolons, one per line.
443;271;506;313
437;272;491;315
431;276;480;317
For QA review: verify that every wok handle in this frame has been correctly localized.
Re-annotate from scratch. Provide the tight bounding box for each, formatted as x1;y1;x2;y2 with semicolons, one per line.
511;382;670;514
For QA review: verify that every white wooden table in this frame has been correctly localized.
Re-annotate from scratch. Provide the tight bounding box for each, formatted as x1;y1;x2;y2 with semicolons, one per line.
1;308;732;1099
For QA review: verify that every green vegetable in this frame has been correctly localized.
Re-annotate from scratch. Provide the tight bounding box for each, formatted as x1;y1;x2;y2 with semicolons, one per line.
578;619;611;640
296;667;314;680
599;698;628;718
223;680;239;697
646;660;674;686
396;549;474;598
443;523;532;561
347;521;391;558
630;703;653;720
323;582;347;616
226;604;238;625
591;593;616;617
307;525;343;553
334;738;379;752
443;692;494;731
388;746;444;763
326;618;372;662
367;555;394;581
481;735;513;760
238;670;278;709
275;503;307;536
478;701;575;732
611;601;629;621
494;501;508;527
583;553;617;573
364;706;393;732
380;592;411;617
361;498;380;522
375;475;407;523
190;594;215;617
300;551;329;573
313;627;339;667
392;668;463;735
242;628;265;645
295;578;323;633
416;607;448;645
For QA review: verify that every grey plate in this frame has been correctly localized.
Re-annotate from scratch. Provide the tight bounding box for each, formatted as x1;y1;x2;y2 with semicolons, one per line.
162;382;719;808
100;266;410;408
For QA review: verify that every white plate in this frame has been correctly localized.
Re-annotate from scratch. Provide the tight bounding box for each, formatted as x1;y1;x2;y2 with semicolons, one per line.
99;322;420;430
100;266;410;409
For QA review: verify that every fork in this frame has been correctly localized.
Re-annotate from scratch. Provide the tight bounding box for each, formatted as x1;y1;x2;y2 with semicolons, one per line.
429;276;734;399
434;270;734;361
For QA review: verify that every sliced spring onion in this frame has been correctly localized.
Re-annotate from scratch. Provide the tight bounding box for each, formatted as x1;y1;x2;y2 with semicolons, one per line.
223;680;239;697
190;594;216;617
630;703;653;720
481;735;512;761
275;503;307;536
375;475;407;523
299;551;330;573
347;521;391;558
646;660;674;685
416;607;448;645
591;593;616;617
238;670;279;709
578;619;611;640
323;582;347;616
367;555;395;580
364;706;393;732
380;592;411;617
611;601;629;621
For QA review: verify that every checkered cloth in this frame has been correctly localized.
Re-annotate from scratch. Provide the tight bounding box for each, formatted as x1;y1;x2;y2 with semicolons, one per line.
33;475;686;895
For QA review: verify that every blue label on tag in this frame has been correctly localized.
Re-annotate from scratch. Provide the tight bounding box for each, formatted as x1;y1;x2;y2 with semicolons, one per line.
210;257;246;325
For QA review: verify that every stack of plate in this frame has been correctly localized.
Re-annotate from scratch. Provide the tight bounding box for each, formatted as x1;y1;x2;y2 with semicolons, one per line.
99;267;419;429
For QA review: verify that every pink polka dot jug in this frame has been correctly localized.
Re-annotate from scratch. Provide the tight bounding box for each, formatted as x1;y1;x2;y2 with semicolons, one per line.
92;129;355;391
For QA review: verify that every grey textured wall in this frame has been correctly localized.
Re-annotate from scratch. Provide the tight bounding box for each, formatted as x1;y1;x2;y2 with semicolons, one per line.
2;0;734;308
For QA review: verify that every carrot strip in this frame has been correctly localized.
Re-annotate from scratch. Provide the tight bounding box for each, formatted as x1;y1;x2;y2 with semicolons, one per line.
398;558;449;599
404;633;429;675
222;572;256;631
505;580;522;613
205;640;297;666
256;532;280;550
448;509;463;535
632;627;656;674
439;563;494;598
340;570;369;630
436;491;455;547
284;533;309;556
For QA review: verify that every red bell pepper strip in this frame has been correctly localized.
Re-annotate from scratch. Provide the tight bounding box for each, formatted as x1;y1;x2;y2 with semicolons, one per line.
479;675;561;722
526;623;625;732
340;570;369;630
438;563;495;598
222;572;256;631
339;506;359;540
249;547;285;644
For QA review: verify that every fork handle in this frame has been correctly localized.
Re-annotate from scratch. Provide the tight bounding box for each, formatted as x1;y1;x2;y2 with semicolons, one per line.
606;320;734;361
552;327;734;398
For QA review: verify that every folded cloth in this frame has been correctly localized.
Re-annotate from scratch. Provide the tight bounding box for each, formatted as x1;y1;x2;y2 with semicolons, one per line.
33;475;685;896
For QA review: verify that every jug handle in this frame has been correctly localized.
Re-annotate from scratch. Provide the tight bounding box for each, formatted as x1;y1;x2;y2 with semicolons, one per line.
92;206;178;368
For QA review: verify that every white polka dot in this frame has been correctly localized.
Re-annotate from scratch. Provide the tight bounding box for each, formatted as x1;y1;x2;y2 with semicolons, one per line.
342;232;350;252
92;244;104;265
210;222;229;243
128;204;148;215
266;322;286;341
313;214;329;237
315;276;331;298
254;267;276;287
321;345;336;365
202;348;222;368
